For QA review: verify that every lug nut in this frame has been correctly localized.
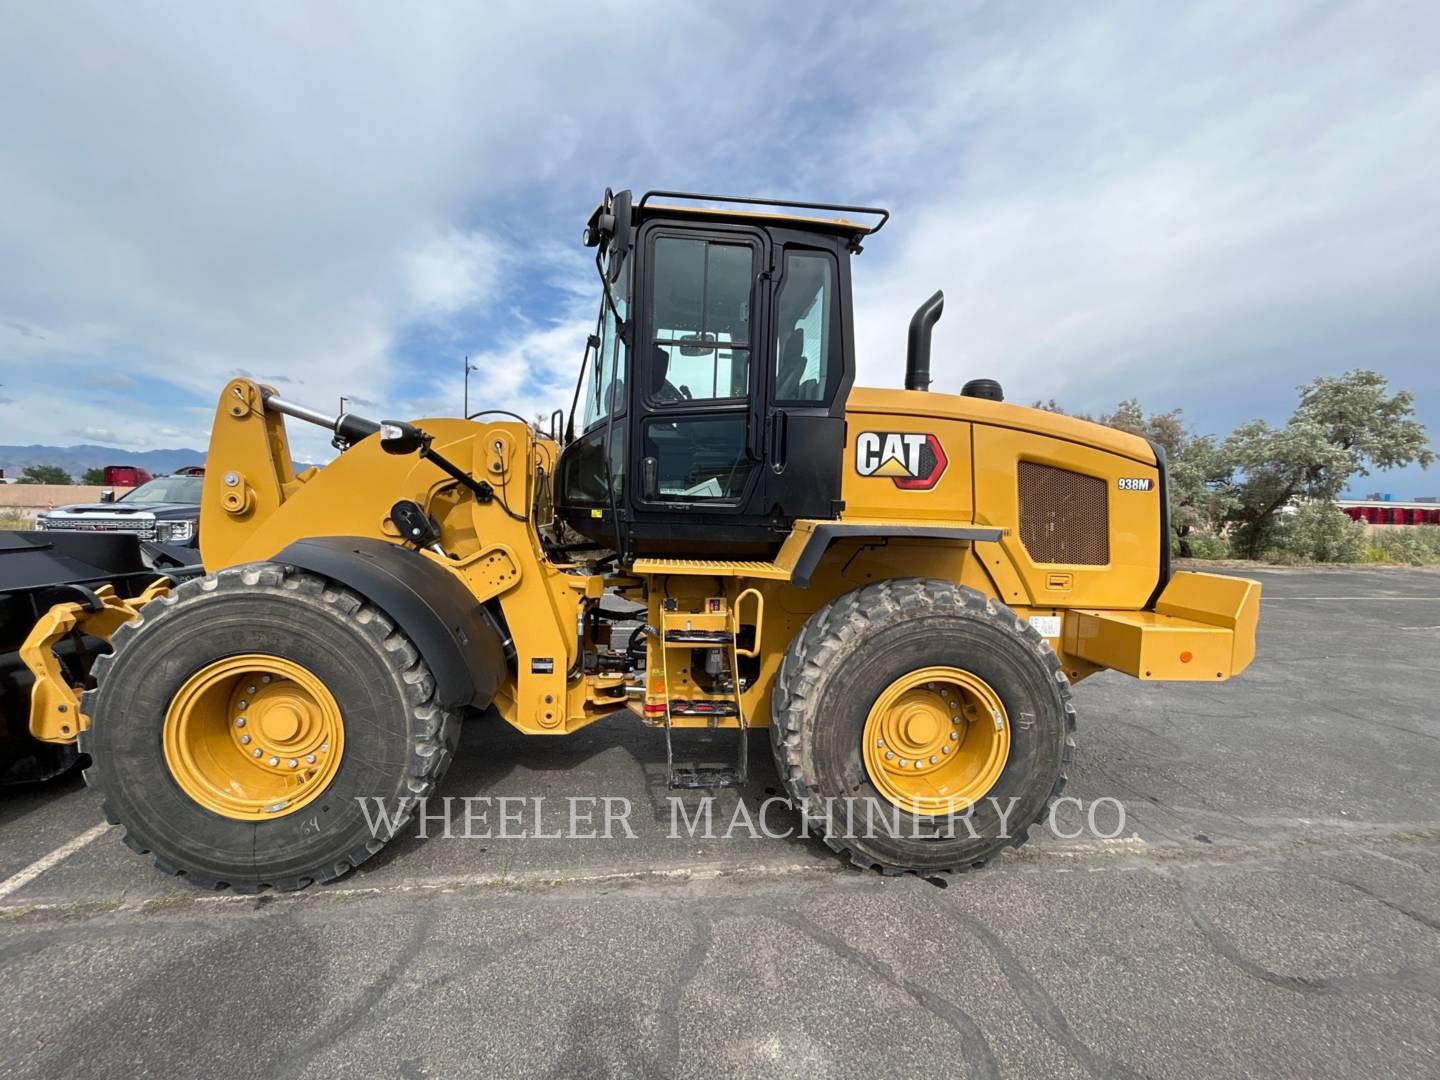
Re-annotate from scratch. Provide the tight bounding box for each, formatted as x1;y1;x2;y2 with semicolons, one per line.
951;731;960;740
876;738;885;748
287;759;298;769
942;745;951;755
885;750;894;761
319;743;329;753
252;748;262;758
240;734;251;745
267;756;279;766
262;675;272;684
914;760;924;768
899;759;909;767
305;753;316;764
929;755;938;764
237;701;248;710
247;685;257;694
235;717;246;728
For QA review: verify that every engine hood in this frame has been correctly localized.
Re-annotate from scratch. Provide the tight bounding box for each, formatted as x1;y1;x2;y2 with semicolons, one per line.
44;502;196;519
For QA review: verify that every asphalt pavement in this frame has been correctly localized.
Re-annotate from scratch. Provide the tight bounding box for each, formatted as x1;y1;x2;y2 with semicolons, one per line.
2;567;1439;1079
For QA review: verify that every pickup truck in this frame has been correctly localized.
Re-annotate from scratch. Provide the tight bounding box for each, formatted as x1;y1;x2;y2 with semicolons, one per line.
35;468;204;546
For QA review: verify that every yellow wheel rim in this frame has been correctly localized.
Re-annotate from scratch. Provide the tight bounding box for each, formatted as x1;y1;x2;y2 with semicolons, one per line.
163;654;345;820
862;665;1010;816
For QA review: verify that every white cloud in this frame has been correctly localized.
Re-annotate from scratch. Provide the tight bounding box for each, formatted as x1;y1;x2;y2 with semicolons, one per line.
0;0;1434;497
405;230;505;316
72;426;137;446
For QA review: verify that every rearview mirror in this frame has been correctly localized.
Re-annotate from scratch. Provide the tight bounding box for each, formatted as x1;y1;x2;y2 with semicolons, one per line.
677;332;715;357
605;189;632;284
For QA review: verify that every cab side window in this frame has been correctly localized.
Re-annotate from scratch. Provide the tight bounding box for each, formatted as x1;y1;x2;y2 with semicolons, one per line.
772;251;836;403
649;236;755;404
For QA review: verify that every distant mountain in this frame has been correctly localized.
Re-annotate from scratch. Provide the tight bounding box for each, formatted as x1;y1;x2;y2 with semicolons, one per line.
0;444;206;481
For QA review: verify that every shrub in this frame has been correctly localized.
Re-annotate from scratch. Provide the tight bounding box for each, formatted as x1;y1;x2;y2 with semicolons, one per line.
1265;501;1369;563
1366;526;1440;566
1175;531;1231;559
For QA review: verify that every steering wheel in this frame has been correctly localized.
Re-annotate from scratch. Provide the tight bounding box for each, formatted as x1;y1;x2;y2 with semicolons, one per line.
655;380;686;403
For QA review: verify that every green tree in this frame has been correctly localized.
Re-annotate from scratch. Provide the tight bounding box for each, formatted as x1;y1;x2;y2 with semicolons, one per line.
1093;400;1237;558
18;464;71;485
1224;370;1434;559
81;467;106;485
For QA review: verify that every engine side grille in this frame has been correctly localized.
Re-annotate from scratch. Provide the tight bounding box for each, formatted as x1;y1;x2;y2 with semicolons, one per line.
1017;461;1109;565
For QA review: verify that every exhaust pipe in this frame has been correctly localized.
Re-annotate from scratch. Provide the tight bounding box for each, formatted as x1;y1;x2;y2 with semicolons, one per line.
905;290;944;391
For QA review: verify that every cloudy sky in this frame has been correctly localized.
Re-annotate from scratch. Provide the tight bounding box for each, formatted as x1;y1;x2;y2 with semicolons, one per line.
2;1;1436;494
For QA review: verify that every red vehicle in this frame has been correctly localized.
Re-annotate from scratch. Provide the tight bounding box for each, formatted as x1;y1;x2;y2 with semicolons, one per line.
102;465;153;487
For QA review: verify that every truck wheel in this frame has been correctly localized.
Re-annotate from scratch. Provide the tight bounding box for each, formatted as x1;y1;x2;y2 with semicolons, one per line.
80;563;460;891
770;578;1075;874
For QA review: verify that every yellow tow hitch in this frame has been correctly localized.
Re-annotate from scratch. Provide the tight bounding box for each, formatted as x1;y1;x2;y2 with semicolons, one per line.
20;580;171;743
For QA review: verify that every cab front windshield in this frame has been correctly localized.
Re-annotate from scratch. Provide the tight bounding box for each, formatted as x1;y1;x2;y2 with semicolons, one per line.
120;475;204;504
577;263;629;433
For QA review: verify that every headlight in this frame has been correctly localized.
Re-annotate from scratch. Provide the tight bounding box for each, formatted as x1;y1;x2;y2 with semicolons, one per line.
158;520;195;542
35;517;49;530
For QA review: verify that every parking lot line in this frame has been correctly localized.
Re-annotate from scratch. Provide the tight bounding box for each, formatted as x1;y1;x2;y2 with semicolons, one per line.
1265;596;1440;600
0;822;110;900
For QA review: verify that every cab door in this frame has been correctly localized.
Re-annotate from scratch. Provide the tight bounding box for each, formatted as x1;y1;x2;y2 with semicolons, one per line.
626;223;773;549
761;241;851;520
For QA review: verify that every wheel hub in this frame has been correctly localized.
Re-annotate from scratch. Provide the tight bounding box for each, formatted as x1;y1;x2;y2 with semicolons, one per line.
164;654;344;819
862;665;1010;815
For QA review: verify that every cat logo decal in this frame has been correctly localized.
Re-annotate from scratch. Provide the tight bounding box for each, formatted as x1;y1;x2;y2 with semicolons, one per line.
855;432;948;490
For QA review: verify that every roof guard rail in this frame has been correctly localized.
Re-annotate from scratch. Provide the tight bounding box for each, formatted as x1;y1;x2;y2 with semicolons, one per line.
637;190;890;235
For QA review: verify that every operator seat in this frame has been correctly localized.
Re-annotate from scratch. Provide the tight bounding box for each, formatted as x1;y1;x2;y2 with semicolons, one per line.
776;329;809;400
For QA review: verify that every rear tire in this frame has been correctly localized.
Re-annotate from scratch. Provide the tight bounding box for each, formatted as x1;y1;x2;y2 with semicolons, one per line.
81;563;460;891
770;578;1076;874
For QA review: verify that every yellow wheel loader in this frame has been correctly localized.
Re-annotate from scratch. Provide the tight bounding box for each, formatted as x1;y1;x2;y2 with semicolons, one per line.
17;189;1260;890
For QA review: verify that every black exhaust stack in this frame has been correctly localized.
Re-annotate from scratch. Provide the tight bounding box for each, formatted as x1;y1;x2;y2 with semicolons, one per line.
905;290;944;391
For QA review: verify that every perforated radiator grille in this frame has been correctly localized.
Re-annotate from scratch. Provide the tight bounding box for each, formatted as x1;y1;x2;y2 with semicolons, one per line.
1017;461;1109;565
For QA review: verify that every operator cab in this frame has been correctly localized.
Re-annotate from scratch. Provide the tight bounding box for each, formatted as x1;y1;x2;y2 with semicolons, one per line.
555;189;887;559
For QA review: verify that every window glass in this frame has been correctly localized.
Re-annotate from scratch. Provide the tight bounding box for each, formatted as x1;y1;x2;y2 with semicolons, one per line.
772;252;835;402
121;476;204;503
606;418;625;501
591;275;629;426
642;415;754;501
649;237;753;403
561;421;627;509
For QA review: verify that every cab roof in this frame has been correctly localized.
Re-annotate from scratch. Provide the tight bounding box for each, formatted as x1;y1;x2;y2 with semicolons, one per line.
634;190;889;244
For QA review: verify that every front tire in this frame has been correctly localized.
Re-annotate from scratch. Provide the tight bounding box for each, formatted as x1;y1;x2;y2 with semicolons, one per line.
770;578;1075;874
81;563;460;891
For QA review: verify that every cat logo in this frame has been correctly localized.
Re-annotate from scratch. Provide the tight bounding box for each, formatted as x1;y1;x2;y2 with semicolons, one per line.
855;431;948;490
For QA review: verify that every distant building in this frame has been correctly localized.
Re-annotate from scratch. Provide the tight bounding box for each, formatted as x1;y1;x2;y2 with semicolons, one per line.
1338;498;1440;526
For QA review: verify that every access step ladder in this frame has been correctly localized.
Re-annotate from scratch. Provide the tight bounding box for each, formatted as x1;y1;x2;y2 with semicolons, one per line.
655;590;763;789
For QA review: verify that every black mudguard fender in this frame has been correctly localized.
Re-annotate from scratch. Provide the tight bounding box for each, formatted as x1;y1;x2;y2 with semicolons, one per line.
271;536;506;710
